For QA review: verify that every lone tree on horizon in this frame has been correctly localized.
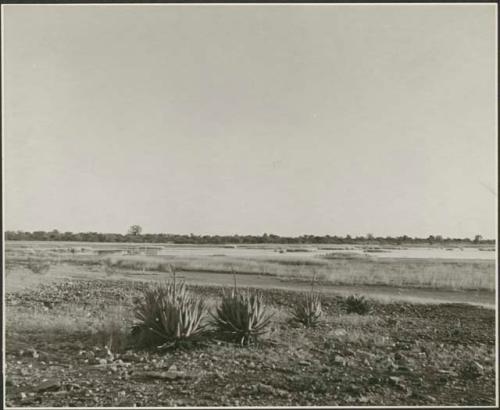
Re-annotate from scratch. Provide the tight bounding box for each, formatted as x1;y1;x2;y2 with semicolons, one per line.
128;225;142;236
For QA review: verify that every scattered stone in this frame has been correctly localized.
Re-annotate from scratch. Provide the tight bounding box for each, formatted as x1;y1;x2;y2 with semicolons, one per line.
121;352;140;362
394;352;407;362
389;376;401;385
461;361;484;378
36;379;61;393
333;355;346;366
397;365;413;373
385;358;398;371
438;369;458;376
357;350;376;360
132;370;191;381
275;388;289;398
471;361;484;374
255;383;289;398
346;384;361;396
65;383;81;391
255;383;274;394
332;329;347;337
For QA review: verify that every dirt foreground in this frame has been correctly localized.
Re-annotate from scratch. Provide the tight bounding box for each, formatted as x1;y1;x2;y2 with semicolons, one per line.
4;276;496;407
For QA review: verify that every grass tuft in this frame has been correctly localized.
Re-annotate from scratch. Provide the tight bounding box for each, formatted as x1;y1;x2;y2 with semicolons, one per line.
344;294;371;315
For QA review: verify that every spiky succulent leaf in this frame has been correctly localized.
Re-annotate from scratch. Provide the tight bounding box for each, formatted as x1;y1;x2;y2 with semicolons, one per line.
132;281;208;348
211;289;273;345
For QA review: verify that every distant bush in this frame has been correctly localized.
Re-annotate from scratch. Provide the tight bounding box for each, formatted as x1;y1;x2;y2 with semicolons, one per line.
211;281;273;346
26;259;51;275
131;279;208;349
291;291;323;327
344;294;371;315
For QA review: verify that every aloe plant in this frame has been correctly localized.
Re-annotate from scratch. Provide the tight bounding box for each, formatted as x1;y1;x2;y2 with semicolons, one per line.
132;269;208;348
291;291;323;327
211;274;273;345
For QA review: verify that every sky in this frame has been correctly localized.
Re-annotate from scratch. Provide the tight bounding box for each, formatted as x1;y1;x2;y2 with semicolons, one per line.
2;4;497;238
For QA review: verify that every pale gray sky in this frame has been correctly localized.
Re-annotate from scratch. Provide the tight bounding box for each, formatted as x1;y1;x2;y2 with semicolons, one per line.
2;4;497;238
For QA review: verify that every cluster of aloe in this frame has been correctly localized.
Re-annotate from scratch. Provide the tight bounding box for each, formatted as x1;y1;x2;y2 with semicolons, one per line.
132;268;274;348
132;267;371;350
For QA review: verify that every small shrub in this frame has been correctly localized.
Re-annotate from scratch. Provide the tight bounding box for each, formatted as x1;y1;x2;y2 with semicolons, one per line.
344;294;371;315
291;291;323;327
459;359;484;379
103;258;116;276
26;259;50;275
211;285;273;346
131;279;208;349
92;307;131;354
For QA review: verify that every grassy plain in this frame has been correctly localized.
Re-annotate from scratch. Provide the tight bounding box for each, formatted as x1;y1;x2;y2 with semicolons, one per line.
5;241;495;291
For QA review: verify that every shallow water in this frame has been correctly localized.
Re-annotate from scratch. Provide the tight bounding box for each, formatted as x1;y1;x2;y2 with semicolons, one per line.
6;241;495;260
157;245;495;261
322;247;495;260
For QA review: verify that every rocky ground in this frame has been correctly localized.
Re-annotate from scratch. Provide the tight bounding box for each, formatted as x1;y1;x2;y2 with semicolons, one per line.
4;278;496;407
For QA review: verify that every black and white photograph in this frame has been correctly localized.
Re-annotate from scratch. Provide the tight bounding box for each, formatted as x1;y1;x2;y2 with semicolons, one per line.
1;2;497;408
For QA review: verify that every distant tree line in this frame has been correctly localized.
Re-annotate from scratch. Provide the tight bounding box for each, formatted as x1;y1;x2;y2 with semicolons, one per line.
4;229;494;245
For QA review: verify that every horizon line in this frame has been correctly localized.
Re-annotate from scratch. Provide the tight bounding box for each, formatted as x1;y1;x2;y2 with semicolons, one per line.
4;229;495;241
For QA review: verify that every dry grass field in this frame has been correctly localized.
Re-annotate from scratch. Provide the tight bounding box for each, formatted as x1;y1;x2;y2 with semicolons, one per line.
6;241;495;291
